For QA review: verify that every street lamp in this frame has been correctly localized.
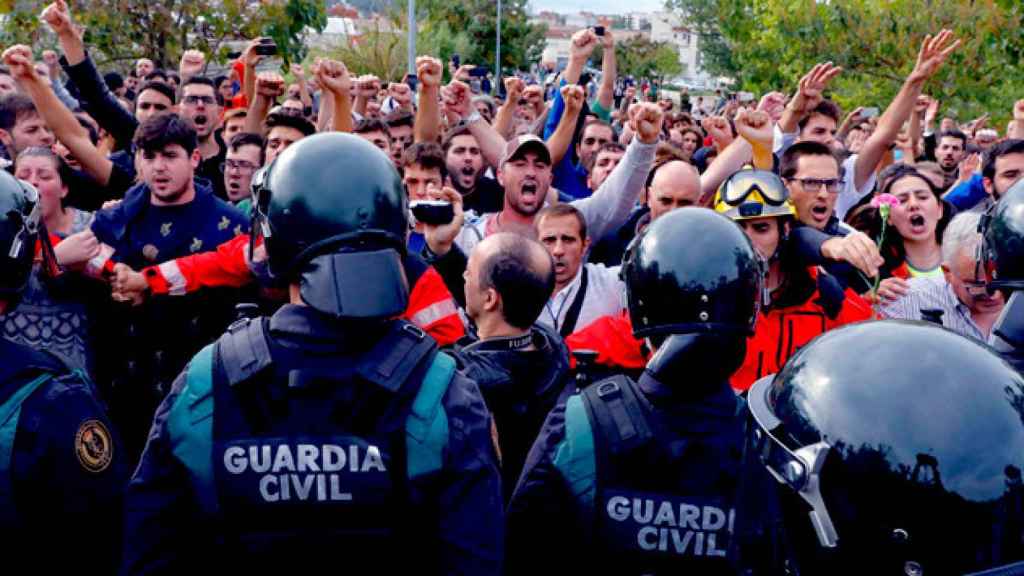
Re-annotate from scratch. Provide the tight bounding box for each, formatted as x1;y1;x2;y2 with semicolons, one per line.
495;0;501;94
407;0;416;76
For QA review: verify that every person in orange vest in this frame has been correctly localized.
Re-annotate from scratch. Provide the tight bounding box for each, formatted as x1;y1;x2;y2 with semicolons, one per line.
713;168;872;391
568;169;875;392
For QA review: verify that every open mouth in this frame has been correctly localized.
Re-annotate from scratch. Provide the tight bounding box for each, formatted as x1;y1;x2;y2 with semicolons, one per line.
193;114;208;128
811;205;829;218
520;182;539;198
908;213;928;234
153;176;171;187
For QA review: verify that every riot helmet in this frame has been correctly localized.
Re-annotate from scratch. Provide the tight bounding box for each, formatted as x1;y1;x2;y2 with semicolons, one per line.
251;132;411;319
981;178;1024;293
0;171;49;299
749;320;1024;574
621;207;762;385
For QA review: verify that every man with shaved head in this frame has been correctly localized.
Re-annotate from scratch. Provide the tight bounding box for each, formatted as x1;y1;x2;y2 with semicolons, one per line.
451;232;572;503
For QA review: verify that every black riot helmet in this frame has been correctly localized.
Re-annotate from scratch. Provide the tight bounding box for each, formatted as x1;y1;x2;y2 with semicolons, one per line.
622;206;761;339
622;207;762;387
749;321;1024;575
981;178;1024;293
0;171;52;300
251;132;411;319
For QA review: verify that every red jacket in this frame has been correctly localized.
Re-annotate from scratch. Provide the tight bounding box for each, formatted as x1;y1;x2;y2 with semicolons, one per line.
732;269;872;392
565;311;646;371
565;271;872;392
141;234;465;346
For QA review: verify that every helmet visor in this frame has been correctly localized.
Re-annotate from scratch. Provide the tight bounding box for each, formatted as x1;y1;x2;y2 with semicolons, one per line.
721;171;789;207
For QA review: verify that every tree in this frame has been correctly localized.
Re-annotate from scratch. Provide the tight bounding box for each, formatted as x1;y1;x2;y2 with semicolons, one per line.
668;0;1024;127
0;0;326;70
414;0;547;75
597;36;682;83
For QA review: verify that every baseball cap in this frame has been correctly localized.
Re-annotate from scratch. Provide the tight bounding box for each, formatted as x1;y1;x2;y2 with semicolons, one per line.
502;134;552;166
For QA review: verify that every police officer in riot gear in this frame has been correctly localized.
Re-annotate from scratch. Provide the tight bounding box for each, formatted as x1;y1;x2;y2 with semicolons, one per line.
749;320;1024;574
123;133;504;574
0;171;125;572
981;179;1024;372
507;207;782;574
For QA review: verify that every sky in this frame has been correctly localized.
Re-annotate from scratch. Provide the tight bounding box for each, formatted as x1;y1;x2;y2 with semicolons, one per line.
528;0;667;15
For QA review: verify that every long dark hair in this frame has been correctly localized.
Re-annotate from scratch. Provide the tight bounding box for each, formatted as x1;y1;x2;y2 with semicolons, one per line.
874;165;955;278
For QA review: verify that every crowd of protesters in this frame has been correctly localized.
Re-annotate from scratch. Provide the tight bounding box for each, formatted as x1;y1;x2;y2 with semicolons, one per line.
4;0;1024;571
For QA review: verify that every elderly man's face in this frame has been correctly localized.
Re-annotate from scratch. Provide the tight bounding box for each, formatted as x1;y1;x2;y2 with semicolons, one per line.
945;248;1004;316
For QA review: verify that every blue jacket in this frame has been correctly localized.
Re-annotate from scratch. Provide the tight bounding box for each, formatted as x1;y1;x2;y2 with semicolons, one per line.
0;337;126;573
123;305;504;574
92;179;247;271
543;78;592;199
943;173;987;212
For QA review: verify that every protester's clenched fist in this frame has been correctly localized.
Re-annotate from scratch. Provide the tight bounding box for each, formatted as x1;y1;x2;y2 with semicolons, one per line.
389;82;412;108
504;77;525;102
569;28;598;62
442;80;472;118
416;56;443;90
1;45;37;81
40;0;74;36
561;84;584;115
179;49;205;79
1013;100;1024;122
629;102;664;145
355;75;381;99
313;58;351;97
702;116;733;148
757;91;787;123
734;109;774;148
110;263;149;306
255;72;286;99
53;228;99;269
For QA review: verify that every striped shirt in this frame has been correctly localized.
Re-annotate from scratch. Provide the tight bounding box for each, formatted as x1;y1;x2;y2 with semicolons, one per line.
880;276;986;341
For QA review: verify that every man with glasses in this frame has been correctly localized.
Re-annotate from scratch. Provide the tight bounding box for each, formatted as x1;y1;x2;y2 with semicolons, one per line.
223;132;264;212
882;212;1003;341
178;76;228;199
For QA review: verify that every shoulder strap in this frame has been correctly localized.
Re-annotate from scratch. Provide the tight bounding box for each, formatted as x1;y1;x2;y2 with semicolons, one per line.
217;318;273;387
555;393;597;512
405;350;456;479
560;266;590;338
167;343;218;514
0;372;54;523
581;375;654;456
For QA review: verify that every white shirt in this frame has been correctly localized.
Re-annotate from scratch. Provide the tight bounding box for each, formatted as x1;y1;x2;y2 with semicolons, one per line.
536;262;625;336
454;138;657;255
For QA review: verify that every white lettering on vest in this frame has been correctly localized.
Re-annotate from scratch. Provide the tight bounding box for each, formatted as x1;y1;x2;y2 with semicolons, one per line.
607;496;630;522
224;446;247;473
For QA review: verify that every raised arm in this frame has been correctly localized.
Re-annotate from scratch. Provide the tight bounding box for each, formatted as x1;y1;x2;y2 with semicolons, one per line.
313;58;352;133
243;72;285;135
445;80;507;169
493;77;524;138
546;84;584;166
414;56;443;143
854;30;960;191
734;109;775;170
43;0;137;148
595;30;617;113
777;62;843;136
291;64;313;112
3;45;113;186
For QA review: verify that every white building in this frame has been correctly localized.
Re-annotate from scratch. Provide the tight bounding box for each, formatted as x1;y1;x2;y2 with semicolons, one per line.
648;11;710;85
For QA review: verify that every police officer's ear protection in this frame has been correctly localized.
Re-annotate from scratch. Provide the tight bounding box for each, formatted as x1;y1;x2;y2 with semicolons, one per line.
248;164;273;265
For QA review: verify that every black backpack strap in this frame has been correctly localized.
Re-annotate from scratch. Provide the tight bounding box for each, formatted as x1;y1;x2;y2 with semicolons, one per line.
582;375;653;455
216;317;273;387
560;266;590;338
356;322;438;394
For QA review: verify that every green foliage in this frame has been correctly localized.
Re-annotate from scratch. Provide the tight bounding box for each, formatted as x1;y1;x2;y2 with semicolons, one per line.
309;22;408;82
669;0;1024;127
597;36;683;82
0;0;326;70
414;0;547;75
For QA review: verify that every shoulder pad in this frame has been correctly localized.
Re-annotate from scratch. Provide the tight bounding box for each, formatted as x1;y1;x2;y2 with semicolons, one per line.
357;322;437;393
582;375;653;454
217;317;273;387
